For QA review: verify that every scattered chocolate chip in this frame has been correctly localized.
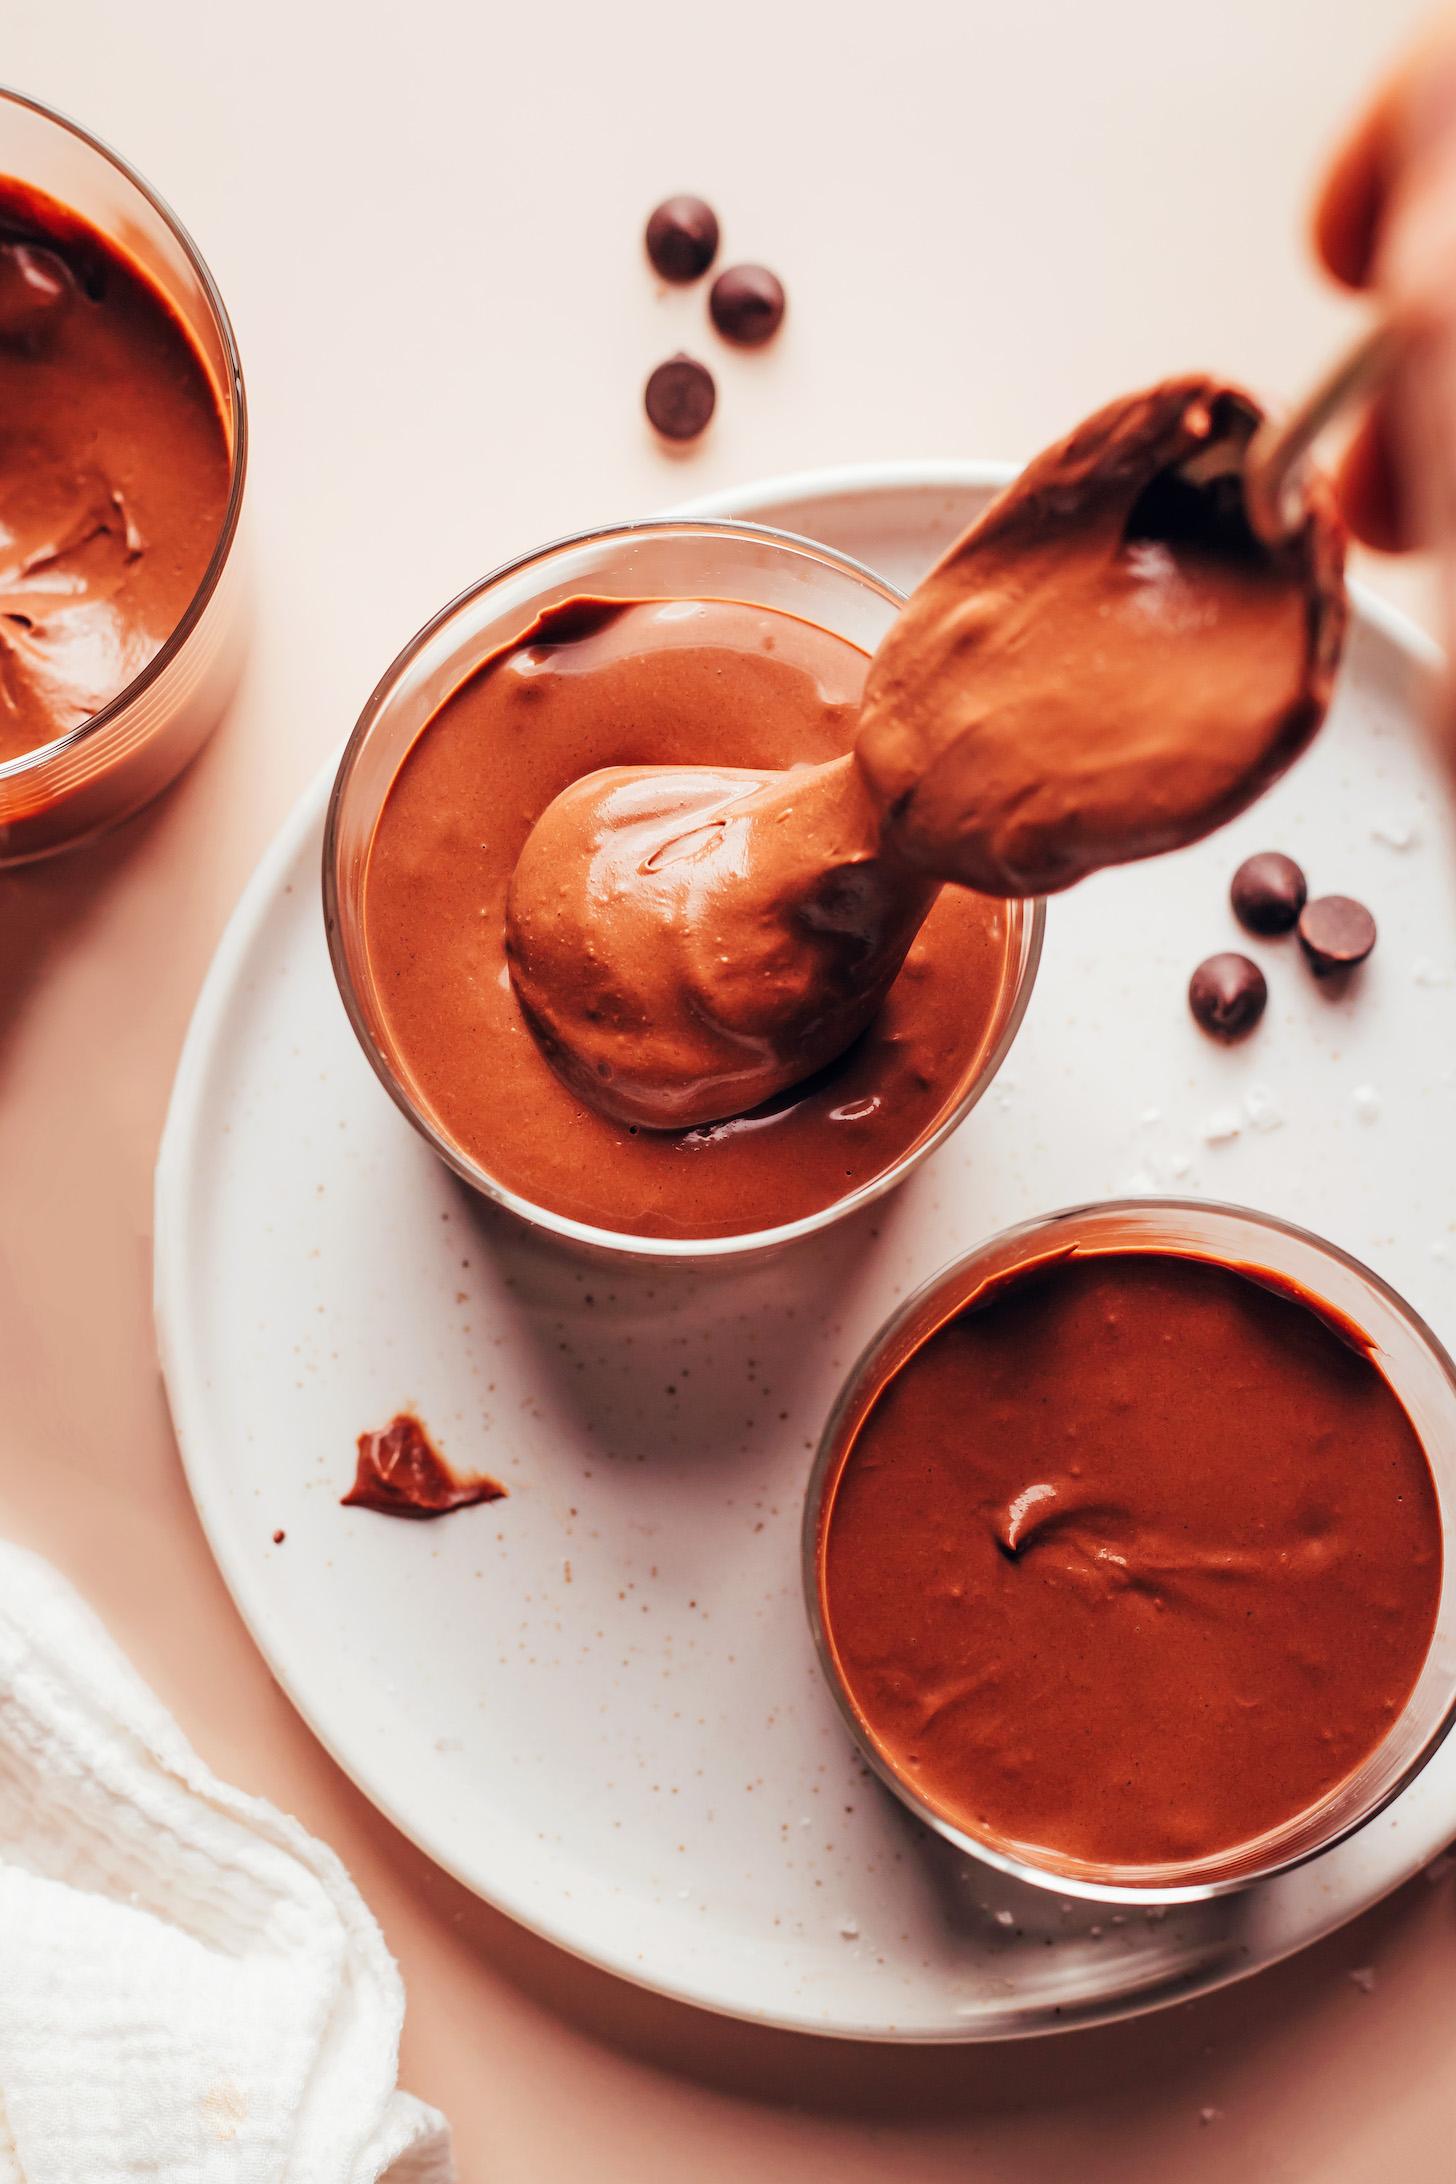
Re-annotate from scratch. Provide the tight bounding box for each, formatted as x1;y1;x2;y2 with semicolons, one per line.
1189;952;1267;1039
0;240;73;348
645;352;716;440
645;195;720;283
709;263;785;346
1299;895;1377;977
1231;851;1307;936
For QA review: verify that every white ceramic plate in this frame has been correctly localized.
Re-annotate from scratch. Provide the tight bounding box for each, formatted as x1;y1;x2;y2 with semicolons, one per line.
156;463;1456;2039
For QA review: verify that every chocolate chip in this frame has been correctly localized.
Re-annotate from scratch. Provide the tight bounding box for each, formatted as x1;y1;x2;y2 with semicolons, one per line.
645;196;720;283
1231;851;1307;936
645;353;716;441
1298;895;1377;977
709;264;785;346
0;240;72;348
1189;953;1267;1039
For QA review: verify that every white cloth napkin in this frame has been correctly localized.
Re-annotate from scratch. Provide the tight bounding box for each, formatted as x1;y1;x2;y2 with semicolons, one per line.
0;1541;454;2183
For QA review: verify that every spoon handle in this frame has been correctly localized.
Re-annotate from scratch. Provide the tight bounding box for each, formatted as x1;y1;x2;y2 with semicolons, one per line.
1244;319;1404;545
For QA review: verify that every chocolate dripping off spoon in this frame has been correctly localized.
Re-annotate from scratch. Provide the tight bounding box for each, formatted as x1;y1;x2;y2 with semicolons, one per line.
506;375;1348;1131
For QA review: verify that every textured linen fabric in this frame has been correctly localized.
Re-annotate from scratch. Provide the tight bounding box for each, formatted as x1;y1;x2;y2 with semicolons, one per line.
0;1542;454;2183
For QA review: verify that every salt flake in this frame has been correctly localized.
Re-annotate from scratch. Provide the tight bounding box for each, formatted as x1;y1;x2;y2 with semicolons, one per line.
1243;1085;1283;1133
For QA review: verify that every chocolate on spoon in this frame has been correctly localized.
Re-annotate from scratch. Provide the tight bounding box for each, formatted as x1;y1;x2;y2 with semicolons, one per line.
855;378;1345;897
507;377;1347;1130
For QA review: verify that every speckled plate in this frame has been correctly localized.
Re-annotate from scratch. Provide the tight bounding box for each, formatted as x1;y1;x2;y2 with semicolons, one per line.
155;463;1456;2038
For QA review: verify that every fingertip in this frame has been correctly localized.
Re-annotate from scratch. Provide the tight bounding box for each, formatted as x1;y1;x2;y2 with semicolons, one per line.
1312;100;1393;290
1334;400;1414;553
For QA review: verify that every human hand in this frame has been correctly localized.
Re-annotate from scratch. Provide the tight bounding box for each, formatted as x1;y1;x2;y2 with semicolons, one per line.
1314;16;1456;702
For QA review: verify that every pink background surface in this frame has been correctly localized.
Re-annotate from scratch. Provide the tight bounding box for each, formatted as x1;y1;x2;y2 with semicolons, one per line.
4;2;1455;2175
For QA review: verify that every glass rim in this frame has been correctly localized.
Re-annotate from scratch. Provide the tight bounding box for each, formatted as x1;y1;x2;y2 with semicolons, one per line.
322;514;1046;1261
0;82;248;785
803;1194;1456;1904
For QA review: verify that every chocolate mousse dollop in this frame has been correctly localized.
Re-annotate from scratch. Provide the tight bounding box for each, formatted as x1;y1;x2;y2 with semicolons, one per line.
854;377;1347;898
506;740;935;1130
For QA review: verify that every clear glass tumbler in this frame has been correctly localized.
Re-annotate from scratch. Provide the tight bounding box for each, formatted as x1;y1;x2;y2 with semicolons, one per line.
324;518;1045;1264
0;88;247;865
806;1197;1456;1903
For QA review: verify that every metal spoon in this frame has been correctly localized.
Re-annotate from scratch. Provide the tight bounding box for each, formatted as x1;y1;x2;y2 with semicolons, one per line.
1244;320;1402;545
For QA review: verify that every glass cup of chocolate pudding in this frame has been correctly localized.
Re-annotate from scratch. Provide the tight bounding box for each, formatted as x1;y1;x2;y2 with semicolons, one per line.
0;89;247;865
806;1198;1456;1904
325;520;1044;1261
